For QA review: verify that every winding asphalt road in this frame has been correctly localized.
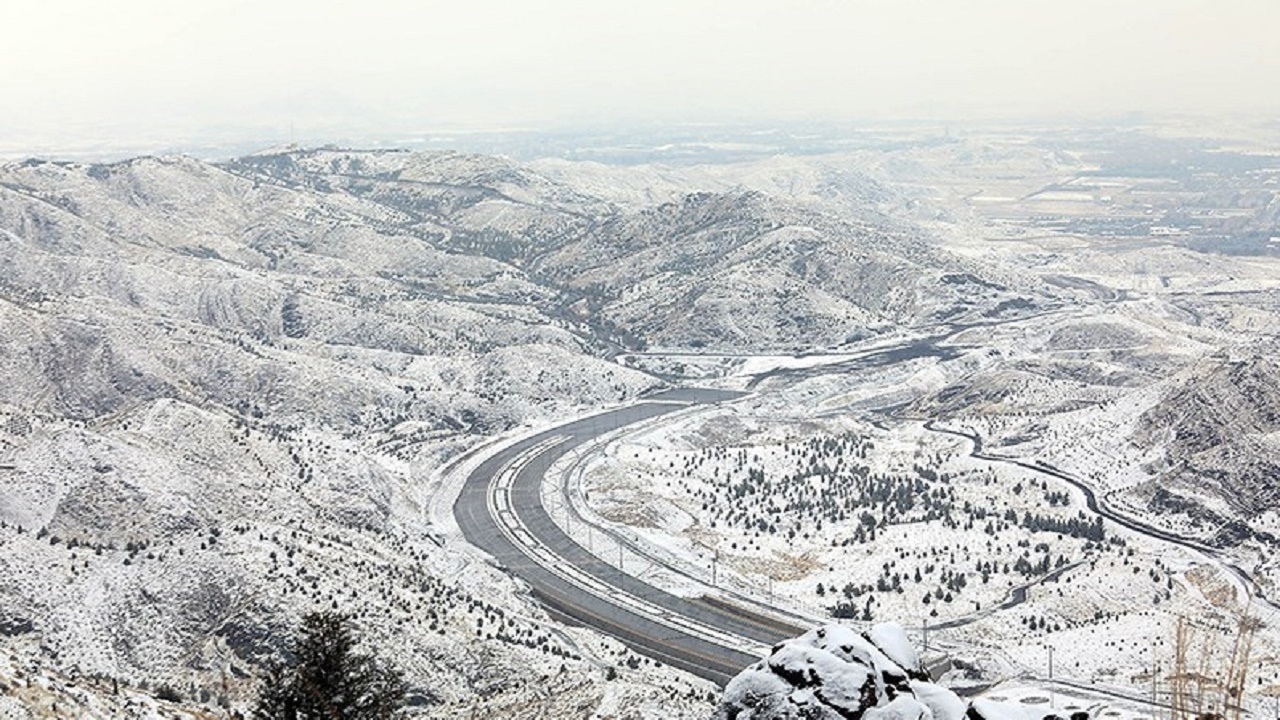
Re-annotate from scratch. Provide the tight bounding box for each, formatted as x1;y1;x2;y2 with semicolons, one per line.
453;388;806;686
922;421;1278;612
922;421;1217;554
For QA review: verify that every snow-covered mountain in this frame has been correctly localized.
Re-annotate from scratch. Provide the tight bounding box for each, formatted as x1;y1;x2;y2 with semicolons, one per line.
1;125;1278;718
0;151;684;717
0;147;1027;716
223;148;1043;352
534;189;1033;351
1131;351;1280;544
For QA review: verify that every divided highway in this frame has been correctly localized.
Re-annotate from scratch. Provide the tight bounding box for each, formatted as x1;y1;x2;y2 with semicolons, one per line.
453;388;805;685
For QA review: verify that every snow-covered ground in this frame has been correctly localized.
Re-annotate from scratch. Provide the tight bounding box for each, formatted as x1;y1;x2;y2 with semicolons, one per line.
572;289;1280;714
3;123;1280;717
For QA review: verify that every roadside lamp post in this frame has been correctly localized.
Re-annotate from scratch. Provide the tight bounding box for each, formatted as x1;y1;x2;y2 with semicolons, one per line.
692;539;718;587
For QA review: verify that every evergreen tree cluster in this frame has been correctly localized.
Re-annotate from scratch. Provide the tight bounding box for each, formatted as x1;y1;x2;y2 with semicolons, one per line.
255;611;407;720
680;433;960;540
1019;511;1106;541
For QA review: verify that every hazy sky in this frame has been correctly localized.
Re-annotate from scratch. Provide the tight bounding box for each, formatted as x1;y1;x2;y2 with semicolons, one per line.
3;0;1278;147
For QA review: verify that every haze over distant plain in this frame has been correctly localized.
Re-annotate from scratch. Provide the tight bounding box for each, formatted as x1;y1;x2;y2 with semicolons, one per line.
3;0;1278;152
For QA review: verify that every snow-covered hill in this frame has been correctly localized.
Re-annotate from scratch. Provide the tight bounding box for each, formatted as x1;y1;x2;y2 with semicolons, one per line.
0;151;719;717
0;145;1018;715
3;132;1274;717
1131;351;1280;542
534;189;1048;352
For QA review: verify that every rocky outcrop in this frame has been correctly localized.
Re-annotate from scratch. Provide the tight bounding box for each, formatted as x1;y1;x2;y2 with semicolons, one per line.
718;623;940;720
1133;353;1280;536
717;623;1080;720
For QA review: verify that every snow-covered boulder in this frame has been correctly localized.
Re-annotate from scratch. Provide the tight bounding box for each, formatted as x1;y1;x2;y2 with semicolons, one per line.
910;680;966;720
717;622;943;720
867;623;923;678
718;622;1076;720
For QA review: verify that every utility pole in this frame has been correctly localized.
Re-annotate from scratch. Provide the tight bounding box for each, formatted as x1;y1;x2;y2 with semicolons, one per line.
923;618;929;654
693;539;718;588
1047;645;1055;709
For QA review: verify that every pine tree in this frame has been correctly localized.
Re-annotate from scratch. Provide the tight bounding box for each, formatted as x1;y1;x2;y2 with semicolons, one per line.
254;611;407;719
255;659;299;719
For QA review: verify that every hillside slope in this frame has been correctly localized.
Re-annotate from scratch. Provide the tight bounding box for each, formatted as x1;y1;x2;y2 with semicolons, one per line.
1132;352;1280;543
0;147;1049;714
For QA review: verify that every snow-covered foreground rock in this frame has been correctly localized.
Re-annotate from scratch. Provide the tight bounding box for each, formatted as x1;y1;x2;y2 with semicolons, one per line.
718;622;938;720
717;623;1055;720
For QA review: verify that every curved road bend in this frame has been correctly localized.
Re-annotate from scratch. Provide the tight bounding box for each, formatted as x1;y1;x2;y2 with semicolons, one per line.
922;421;1217;554
455;388;806;685
923;421;1279;612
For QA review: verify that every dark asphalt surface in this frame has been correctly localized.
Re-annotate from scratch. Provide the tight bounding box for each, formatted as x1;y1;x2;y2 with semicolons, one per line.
454;388;806;686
